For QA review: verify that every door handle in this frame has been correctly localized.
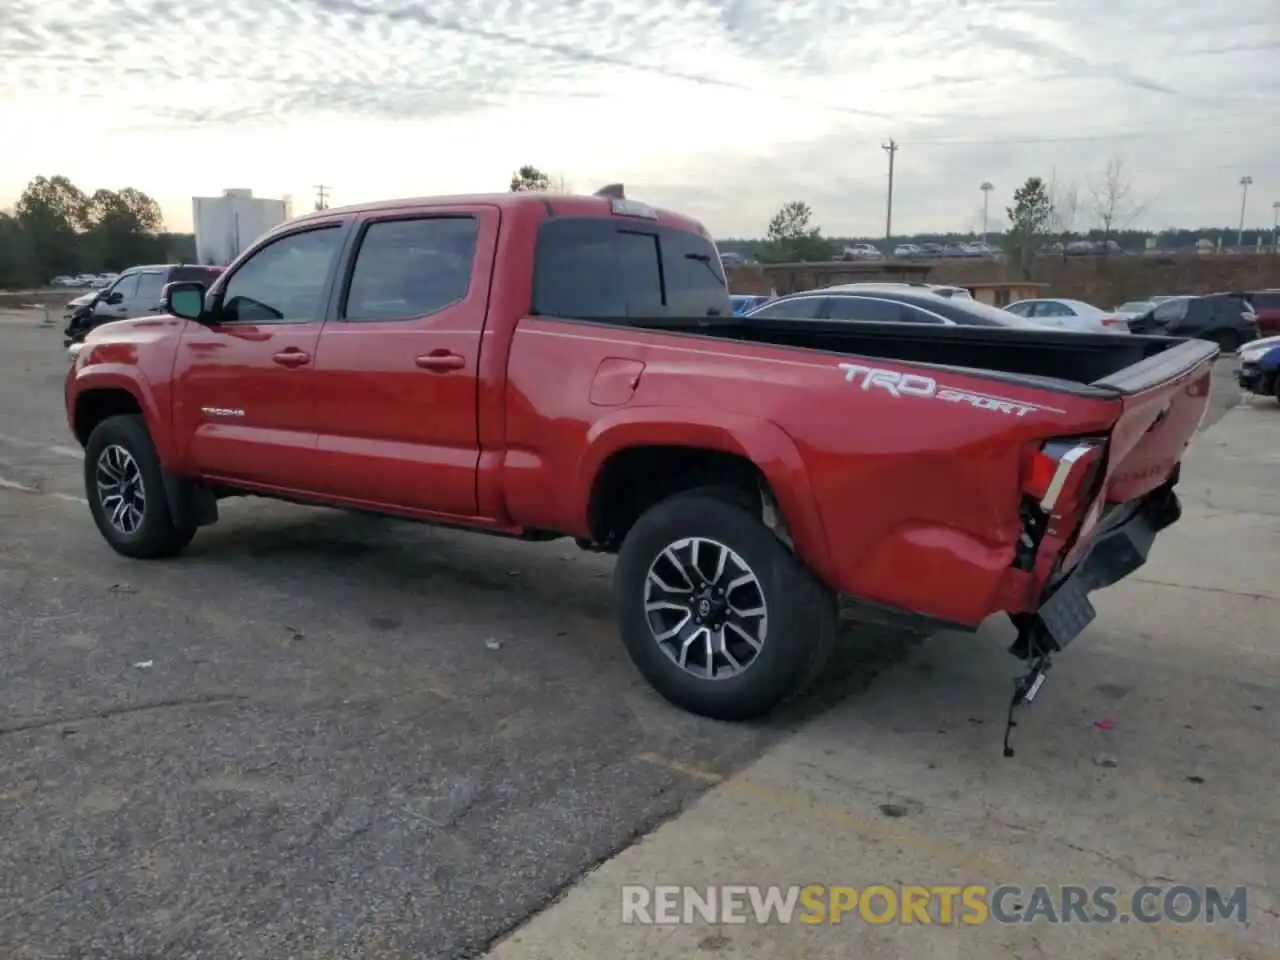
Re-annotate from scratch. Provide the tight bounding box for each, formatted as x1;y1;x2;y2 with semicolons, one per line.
272;349;311;368
415;351;465;372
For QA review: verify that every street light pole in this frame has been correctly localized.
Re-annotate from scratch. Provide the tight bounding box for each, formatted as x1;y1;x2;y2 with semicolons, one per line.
882;139;898;253
980;182;993;245
1237;176;1252;248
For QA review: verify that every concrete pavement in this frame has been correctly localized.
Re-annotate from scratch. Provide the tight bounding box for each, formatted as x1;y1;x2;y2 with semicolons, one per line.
488;404;1280;960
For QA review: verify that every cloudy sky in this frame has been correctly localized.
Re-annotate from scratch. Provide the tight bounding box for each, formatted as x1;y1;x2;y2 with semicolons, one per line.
1;0;1276;238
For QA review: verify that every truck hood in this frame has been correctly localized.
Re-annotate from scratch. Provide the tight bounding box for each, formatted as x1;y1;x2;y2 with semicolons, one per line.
85;315;177;344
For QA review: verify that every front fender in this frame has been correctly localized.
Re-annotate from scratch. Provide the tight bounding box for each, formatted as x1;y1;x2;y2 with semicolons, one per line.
69;364;171;463
573;406;834;585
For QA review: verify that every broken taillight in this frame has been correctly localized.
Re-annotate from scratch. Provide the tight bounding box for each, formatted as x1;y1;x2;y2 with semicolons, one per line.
1023;438;1107;514
1012;437;1108;570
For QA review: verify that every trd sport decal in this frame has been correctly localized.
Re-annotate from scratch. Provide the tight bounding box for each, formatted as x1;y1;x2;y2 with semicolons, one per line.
837;363;1060;418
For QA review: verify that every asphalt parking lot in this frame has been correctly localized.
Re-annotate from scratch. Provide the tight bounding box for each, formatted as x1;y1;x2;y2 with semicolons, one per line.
1;309;1272;959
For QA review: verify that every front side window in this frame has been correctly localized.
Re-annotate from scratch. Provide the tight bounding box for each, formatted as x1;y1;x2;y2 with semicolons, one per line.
107;274;139;301
344;217;480;322
1153;299;1188;322
220;226;342;324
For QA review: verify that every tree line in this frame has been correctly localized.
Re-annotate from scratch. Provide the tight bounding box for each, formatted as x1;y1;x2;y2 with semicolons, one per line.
510;159;1276;266
0;175;194;289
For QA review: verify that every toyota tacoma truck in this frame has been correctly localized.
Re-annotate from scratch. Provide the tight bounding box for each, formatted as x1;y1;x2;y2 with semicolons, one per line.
65;188;1217;731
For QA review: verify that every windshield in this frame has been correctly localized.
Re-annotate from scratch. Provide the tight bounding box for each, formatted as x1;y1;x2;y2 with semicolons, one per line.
1118;301;1152;312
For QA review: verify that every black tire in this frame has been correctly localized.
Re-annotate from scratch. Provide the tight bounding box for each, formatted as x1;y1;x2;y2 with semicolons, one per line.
84;414;196;559
1212;329;1240;354
614;492;837;721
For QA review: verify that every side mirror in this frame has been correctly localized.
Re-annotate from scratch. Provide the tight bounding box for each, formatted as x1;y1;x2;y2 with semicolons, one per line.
164;281;207;321
104;292;124;305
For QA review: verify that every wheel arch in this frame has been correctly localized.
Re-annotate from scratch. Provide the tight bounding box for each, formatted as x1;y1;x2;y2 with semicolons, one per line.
576;407;833;582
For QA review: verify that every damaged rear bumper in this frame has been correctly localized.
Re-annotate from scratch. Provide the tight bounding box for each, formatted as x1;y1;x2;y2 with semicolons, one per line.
1010;485;1182;659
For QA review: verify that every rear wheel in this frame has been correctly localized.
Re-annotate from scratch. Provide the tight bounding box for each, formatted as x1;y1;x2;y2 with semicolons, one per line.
84;414;196;559
1212;329;1240;353
614;492;837;720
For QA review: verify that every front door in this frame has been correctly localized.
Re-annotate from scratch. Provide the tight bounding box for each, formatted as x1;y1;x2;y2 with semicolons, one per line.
170;222;346;491
309;208;497;517
92;273;139;325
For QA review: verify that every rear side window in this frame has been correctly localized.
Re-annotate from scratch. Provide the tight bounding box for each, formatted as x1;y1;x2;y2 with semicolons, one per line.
749;297;825;320
1252;292;1280;310
825;296;946;324
533;218;729;320
134;272;165;303
345;217;479;322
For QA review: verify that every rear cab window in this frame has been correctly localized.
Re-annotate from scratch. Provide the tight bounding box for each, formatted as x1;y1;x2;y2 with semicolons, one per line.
532;218;730;320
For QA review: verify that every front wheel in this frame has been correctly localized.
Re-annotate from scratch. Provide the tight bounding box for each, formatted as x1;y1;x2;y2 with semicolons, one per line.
84;414;196;559
614;492;837;721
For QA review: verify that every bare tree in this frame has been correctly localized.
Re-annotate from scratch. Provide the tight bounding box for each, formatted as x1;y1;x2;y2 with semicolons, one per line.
1046;170;1079;258
1088;157;1143;243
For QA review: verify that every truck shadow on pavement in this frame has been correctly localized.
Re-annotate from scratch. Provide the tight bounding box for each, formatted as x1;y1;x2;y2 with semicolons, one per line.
178;505;928;731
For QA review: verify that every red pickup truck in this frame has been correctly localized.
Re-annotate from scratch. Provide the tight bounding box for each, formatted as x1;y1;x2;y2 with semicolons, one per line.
65;189;1217;725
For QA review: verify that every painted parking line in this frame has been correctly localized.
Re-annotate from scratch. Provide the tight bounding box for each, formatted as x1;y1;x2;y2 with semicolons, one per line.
0;433;82;459
0;475;88;505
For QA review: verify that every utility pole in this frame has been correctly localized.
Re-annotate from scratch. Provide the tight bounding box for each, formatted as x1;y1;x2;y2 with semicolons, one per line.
980;181;994;245
882;139;898;254
1272;200;1279;250
313;184;332;212
1237;176;1252;248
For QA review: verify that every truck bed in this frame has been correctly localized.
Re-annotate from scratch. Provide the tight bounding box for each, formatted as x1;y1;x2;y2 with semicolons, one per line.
638;318;1214;395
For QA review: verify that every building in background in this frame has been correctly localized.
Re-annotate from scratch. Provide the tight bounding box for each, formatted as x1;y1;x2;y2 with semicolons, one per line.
192;189;292;266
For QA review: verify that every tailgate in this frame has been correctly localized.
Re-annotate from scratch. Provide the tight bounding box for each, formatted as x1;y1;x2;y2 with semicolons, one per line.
1092;338;1218;504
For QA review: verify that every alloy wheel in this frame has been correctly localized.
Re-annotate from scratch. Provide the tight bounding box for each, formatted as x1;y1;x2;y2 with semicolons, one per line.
96;444;147;535
643;537;768;679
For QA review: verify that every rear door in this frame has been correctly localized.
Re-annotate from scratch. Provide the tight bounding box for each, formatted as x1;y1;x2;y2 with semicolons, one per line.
131;270;167;317
308;206;498;516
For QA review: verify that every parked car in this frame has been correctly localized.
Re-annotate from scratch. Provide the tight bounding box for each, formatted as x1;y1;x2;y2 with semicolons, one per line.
919;243;944;258
892;243;925;258
1126;293;1258;351
50;275;77;287
64;263;224;348
745;285;1052;327
73;273;98;287
1248;289;1280;337
1236;335;1280;399
66;188;1215;730
839;243;882;261
1004;298;1130;333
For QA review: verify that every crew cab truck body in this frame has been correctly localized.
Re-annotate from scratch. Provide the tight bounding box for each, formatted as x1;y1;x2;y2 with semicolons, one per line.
66;191;1217;722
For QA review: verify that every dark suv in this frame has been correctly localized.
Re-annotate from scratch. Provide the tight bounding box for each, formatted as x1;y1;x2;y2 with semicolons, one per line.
1126;293;1258;351
64;263;223;347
